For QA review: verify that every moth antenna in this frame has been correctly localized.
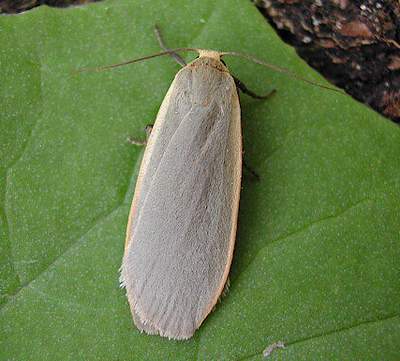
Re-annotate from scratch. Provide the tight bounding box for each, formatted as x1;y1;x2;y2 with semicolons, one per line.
154;25;187;67
222;51;345;94
75;47;201;73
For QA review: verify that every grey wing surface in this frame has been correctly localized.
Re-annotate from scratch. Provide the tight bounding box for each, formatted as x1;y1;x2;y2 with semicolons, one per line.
121;63;241;339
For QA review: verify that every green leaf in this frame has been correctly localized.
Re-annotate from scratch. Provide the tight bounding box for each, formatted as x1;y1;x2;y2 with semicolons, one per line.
1;0;399;360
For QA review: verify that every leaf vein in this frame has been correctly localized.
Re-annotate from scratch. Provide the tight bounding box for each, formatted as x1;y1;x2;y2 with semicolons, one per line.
233;197;373;283
0;204;123;312
235;313;399;361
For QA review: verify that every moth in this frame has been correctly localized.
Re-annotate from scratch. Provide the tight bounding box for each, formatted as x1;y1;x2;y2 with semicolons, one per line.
79;27;340;340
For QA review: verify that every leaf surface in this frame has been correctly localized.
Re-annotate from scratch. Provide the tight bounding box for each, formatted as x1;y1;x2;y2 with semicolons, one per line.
1;1;399;360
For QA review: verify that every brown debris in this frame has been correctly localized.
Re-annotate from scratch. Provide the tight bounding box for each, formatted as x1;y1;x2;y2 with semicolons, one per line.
339;21;373;38
382;91;400;118
256;0;400;123
388;57;400;71
319;39;337;49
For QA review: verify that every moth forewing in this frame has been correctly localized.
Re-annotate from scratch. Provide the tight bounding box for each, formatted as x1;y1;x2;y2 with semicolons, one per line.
123;76;179;252
120;52;242;340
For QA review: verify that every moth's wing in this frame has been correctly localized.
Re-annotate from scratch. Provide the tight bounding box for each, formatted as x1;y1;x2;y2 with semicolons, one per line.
131;308;158;335
121;63;241;340
120;73;188;335
120;66;194;336
123;72;193;251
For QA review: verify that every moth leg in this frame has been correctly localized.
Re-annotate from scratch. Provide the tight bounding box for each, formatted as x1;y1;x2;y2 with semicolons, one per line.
127;124;153;146
154;25;187;67
233;75;276;100
243;161;260;181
